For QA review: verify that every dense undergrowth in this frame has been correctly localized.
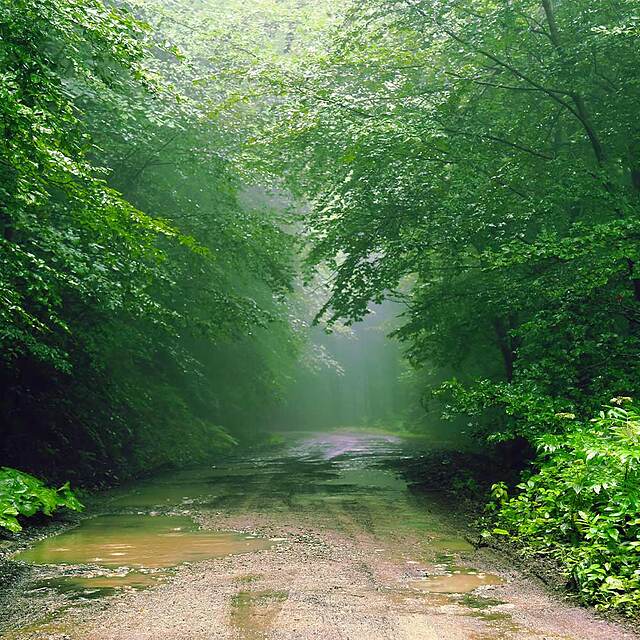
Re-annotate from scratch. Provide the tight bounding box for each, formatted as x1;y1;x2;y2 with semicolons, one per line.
488;400;640;617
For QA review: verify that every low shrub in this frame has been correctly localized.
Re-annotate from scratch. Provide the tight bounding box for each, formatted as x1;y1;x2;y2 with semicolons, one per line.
487;399;640;617
0;467;83;533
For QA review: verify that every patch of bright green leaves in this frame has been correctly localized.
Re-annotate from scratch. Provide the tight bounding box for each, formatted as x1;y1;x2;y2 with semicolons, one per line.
488;399;640;617
0;467;83;533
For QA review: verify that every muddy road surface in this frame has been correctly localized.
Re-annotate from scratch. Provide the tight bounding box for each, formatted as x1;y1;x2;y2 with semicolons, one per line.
2;432;638;640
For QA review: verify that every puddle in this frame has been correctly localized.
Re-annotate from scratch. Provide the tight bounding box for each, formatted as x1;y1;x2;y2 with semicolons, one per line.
468;618;541;640
230;589;288;640
107;466;224;508
35;572;166;599
290;432;401;460
14;514;271;568
1;620;78;640
410;569;504;593
386;587;453;608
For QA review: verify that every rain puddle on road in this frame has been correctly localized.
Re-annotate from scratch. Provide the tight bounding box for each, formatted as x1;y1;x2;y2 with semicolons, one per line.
15;514;270;568
41;572;164;596
3;431;525;639
12;513;271;602
410;569;504;594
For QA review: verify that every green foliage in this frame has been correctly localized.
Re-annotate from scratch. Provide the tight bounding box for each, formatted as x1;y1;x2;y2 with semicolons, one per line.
2;0;638;616
0;467;83;533
243;0;640;427
0;0;300;482
487;400;640;616
0;0;171;366
223;0;640;616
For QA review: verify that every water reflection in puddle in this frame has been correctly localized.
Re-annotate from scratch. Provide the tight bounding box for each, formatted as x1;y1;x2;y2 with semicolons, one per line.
30;572;166;600
5;514;274;638
410;570;504;594
15;514;271;569
289;432;402;460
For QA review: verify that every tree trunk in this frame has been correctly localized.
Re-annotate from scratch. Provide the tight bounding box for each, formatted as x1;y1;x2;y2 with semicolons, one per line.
493;316;518;382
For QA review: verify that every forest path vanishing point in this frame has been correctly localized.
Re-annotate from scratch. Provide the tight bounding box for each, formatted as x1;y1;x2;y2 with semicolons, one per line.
4;432;638;640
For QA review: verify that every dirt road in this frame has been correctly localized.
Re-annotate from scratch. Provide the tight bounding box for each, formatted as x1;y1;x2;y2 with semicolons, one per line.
4;432;638;640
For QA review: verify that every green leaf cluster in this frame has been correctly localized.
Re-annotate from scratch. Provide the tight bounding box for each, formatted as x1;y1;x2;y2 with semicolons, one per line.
0;467;83;533
244;0;640;422
230;0;640;615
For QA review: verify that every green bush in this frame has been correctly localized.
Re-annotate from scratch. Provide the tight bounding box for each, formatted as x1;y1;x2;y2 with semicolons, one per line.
488;399;640;616
0;467;84;533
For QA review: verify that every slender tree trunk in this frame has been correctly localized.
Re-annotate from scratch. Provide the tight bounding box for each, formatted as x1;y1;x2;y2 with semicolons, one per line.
493;316;517;382
541;0;607;166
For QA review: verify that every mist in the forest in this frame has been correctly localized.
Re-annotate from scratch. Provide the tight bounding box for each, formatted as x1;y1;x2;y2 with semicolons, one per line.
272;303;411;431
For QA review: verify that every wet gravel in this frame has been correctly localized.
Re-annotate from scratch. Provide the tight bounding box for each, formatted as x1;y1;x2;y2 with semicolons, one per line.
2;432;638;640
